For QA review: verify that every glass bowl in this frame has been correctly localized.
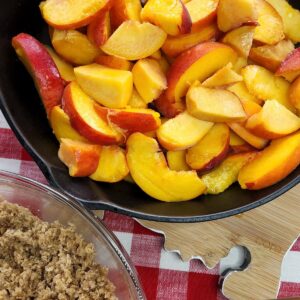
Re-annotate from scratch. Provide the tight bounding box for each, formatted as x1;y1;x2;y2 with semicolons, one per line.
0;170;145;300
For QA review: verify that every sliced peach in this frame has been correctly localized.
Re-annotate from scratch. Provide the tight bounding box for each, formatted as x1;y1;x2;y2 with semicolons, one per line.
126;133;206;202
254;0;285;45
40;0;111;30
229;131;254;153
167;150;190;171
94;105;161;134
51;29;101;65
87;11;111;47
50;106;87;142
90;146;129;182
276;48;300;82
227;82;262;105
74;64;133;109
202;152;257;194
141;0;192;36
161;23;218;58
62;82;123;144
156;42;238;117
186;123;230;171
127;88;147;109
186;86;246;122
232;56;248;73
249;39;295;72
157;56;170;74
110;0;142;30
95;55;133;71
246;100;300;139
241;65;295;112
157;111;213;151
222;25;255;57
238;131;300;190
150;50;162;60
45;46;75;82
217;0;258;32
101;21;167;60
132;58;167;104
58;138;101;177
12;33;64;117
289;77;300;112
239;98;262;118
265;0;300;43
229;122;269;149
202;63;243;88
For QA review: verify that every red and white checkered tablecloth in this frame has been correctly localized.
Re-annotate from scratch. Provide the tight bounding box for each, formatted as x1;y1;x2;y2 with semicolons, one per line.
1;109;300;300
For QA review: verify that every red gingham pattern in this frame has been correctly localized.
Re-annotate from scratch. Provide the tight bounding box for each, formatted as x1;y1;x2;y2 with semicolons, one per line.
1;111;300;300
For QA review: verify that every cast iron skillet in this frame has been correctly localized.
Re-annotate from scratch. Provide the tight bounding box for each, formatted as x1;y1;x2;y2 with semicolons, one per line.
1;0;300;223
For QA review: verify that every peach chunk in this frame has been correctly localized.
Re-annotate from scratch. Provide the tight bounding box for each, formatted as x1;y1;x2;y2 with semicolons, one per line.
186;123;230;172
246;100;300;139
229;131;254;153
249;40;294;73
265;0;300;43
52;29;101;65
127;88;147;109
12;33;64;117
132;58;167;104
167;150;190;171
62;82;123;144
289;77;300;112
238;131;300;190
202;63;243;88
50;106;87;142
156;42;237;117
276;48;300;82
87;11;111;47
186;86;246;122
241;65;295;112
95;55;133;71
58;139;101;177
202;152;256;194
94;105;161;134
90;146;129;183
157;111;213;151
141;0;192;36
45;46;75;82
74;64;133;109
126;133;206;202
161;23;218;58
222;25;255;58
254;0;285;45
40;0;111;30
227;82;262;105
217;0;258;32
110;0;142;30
101;21;167;60
232;56;248;73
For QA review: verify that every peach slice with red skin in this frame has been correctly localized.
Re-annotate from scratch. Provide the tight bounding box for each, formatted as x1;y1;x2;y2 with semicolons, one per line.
246;100;300;139
186;123;230;172
62;82;123;145
141;0;192;36
12;33;65;117
126;133;206;202
276;48;300;82
58;138;101;177
289;77;300;112
40;0;111;30
167;150;190;171
238;131;300;190
95;55;133;71
156;42;238;117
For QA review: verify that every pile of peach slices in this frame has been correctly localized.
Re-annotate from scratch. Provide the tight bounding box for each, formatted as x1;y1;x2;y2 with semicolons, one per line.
11;0;300;202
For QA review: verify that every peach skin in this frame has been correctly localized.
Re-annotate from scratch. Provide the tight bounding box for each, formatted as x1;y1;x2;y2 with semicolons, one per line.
101;21;167;60
12;33;65;117
276;48;300;82
95;55;133;71
246;100;300;139
289;77;300;112
238;130;300;190
141;0;192;36
90;146;129;183
126;133;206;202
157;111;214;151
62;82;123;145
186;123;230;172
58;138;101;177
167;150;190;171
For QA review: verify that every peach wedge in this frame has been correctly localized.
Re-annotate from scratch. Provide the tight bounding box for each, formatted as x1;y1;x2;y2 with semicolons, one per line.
238;131;300;190
276;48;300;82
167;150;190;171
95;55;133;71
126;133;206;202
127;88;147;109
229;131;254;154
289;77;300;112
101;21;167;60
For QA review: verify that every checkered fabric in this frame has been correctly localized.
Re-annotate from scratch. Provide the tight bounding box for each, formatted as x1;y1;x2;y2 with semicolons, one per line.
0;110;299;300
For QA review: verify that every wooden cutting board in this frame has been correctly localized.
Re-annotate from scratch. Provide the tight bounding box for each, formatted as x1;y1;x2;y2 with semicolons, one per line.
136;184;300;300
